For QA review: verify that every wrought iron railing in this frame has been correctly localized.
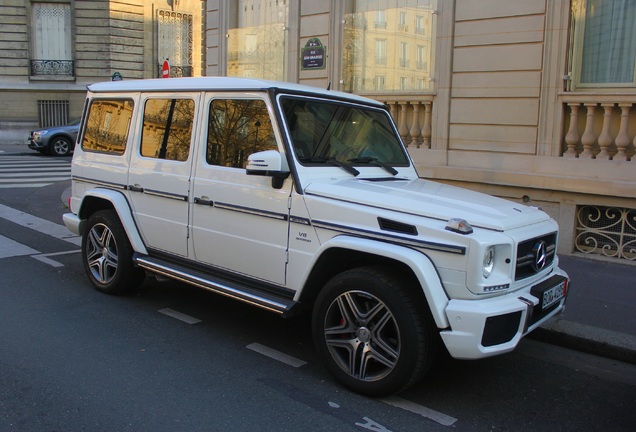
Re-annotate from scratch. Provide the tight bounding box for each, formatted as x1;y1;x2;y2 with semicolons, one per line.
30;60;74;77
575;205;636;261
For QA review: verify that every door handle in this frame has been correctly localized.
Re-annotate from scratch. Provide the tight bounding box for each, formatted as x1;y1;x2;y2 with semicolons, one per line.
194;197;213;206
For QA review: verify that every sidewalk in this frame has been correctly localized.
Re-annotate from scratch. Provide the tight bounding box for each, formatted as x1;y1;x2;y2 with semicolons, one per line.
532;254;636;364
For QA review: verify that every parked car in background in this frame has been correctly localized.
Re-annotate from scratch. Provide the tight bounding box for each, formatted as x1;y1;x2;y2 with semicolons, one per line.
27;118;80;156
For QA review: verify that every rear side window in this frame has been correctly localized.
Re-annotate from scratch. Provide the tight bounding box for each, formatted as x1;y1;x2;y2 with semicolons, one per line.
82;99;134;154
206;99;278;168
141;98;195;162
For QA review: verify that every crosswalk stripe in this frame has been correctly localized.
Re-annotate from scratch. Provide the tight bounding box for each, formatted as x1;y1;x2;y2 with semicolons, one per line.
0;154;71;189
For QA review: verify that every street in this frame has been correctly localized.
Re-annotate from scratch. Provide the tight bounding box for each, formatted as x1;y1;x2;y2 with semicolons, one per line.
1;150;635;432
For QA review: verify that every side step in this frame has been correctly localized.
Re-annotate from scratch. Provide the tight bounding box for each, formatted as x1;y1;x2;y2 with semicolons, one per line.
134;254;297;316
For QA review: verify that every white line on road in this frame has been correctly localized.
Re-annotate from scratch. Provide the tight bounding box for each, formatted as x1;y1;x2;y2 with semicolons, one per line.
246;342;307;368
381;396;458;426
0;203;81;246
31;249;81;268
158;308;202;325
0;234;40;258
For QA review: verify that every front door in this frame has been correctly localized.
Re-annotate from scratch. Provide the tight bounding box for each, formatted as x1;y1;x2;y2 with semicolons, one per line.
190;96;291;285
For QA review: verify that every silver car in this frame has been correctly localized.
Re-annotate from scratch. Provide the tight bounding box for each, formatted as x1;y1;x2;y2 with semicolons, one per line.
27;118;80;156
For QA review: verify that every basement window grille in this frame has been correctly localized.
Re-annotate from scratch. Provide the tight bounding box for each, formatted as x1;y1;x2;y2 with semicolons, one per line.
38;100;69;128
575;205;636;261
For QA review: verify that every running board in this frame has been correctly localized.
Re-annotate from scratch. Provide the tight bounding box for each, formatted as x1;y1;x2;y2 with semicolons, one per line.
134;254;297;316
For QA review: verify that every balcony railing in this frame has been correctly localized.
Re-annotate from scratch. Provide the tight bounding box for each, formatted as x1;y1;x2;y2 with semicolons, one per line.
30;60;74;77
368;95;434;149
562;95;635;162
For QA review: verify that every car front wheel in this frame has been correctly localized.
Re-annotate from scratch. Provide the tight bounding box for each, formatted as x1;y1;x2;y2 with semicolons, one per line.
82;210;145;294
312;266;436;397
49;136;72;156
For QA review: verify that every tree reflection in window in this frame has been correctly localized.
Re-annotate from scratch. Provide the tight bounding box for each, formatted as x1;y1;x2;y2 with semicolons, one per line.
141;98;194;161
207;99;278;168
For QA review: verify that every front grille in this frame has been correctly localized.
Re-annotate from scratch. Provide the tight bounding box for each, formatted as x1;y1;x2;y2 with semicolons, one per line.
515;233;557;281
481;311;522;347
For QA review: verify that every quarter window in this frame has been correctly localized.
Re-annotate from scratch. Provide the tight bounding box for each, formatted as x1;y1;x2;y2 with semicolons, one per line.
82;99;134;154
140;99;194;161
206;99;278;168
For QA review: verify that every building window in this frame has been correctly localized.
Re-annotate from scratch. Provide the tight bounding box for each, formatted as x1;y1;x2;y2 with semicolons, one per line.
375;39;387;65
30;2;73;77
343;0;436;94
226;0;289;81
570;0;636;89
157;10;193;78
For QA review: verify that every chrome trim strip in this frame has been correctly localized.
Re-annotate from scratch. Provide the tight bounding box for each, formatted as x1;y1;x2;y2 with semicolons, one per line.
71;175;127;190
312;220;466;255
143;188;188;201
135;257;290;314
214;201;288;221
289;216;311;225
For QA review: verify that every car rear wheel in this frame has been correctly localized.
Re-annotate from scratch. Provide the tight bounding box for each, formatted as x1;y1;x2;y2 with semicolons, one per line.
49;136;72;156
82;210;145;294
312;266;436;397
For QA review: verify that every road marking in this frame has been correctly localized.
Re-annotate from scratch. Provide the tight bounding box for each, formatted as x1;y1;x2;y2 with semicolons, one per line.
32;249;81;267
0;234;40;258
0;203;80;246
246;342;307;368
381;396;458;426
158;308;202;324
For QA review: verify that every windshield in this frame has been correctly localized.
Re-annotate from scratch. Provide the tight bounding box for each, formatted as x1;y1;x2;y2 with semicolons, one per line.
280;97;410;168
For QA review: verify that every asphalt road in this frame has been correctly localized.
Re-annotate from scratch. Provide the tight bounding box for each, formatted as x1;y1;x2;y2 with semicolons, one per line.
1;150;635;431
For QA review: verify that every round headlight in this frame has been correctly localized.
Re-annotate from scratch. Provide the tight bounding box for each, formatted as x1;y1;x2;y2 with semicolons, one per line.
482;247;495;278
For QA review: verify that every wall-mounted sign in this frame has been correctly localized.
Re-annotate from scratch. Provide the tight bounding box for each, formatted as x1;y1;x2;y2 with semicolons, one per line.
301;38;325;70
111;72;123;81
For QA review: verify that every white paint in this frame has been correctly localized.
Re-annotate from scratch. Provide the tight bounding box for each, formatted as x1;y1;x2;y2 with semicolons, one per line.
246;343;307;368
0;203;81;246
158;308;202;325
31;249;81;268
381;396;458;426
0;234;40;258
355;416;392;432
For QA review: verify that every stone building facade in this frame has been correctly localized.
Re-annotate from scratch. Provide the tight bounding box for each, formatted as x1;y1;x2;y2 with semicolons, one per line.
0;0;634;263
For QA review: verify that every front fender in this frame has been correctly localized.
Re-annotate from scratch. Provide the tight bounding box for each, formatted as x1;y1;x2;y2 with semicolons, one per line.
77;188;147;255
308;235;450;328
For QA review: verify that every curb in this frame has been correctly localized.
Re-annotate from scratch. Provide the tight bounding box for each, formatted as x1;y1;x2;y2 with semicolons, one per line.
531;316;636;365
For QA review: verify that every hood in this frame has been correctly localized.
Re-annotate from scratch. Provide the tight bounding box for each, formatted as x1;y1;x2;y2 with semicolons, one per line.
304;177;550;231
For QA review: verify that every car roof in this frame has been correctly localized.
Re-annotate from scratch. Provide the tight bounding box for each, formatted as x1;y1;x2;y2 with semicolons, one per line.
86;77;384;107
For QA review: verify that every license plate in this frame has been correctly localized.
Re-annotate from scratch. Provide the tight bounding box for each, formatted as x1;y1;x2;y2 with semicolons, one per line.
540;280;566;310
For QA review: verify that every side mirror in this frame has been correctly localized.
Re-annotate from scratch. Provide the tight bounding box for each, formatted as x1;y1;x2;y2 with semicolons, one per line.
246;150;290;189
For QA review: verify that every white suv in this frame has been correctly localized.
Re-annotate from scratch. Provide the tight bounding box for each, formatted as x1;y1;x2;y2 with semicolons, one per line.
64;77;569;396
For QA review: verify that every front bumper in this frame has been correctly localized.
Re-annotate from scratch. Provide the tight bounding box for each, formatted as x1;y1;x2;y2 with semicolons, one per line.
440;268;569;359
27;138;47;150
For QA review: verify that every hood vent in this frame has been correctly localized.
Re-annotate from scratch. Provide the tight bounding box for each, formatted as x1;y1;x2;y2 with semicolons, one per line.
378;217;418;235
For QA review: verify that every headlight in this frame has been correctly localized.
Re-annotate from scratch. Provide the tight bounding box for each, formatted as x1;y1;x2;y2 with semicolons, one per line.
482;247;495;278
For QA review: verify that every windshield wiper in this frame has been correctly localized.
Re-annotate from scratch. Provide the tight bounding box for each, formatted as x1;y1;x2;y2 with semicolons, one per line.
299;156;360;176
348;157;398;176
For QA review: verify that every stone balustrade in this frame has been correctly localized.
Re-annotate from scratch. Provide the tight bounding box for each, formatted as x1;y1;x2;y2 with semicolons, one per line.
562;95;635;162
367;95;434;149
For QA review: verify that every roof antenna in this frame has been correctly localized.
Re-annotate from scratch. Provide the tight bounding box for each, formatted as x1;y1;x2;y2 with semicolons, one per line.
326;82;331;91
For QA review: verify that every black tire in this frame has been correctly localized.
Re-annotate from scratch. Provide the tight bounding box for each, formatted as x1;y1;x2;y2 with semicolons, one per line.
81;210;145;294
49;136;72;156
312;266;436;397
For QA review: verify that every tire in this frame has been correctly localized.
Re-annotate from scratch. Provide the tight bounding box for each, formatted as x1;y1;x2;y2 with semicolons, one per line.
49;136;72;156
81;210;145;294
312;266;436;397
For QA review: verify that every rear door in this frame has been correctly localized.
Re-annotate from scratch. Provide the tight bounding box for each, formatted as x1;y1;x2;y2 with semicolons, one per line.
127;93;199;257
190;95;291;285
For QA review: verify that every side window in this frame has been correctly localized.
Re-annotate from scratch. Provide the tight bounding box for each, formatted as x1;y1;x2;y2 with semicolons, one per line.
206;99;278;168
82;99;134;154
141;98;195;161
